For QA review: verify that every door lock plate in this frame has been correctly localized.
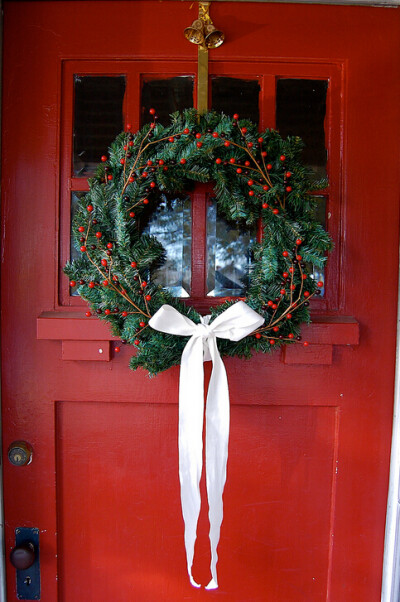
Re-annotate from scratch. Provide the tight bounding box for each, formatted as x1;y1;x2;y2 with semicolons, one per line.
14;528;40;600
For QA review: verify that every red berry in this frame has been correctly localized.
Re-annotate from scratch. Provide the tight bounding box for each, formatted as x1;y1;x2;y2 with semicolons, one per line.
120;158;125;165
105;309;111;315
149;108;156;115
263;185;269;191
168;137;174;143
78;226;85;232
85;311;92;317
195;133;202;139
143;198;149;205
131;261;137;268
262;203;269;209
233;113;239;120
270;339;275;345
80;245;87;252
280;155;286;161
216;158;222;164
134;339;140;346
282;251;289;257
196;142;203;148
258;137;263;143
101;155;107;162
283;272;289;278
87;205;93;212
180;158;186;164
126;123;132;130
273;326;279;332
183;128;190;134
241;127;247;135
129;141;134;147
129;176;134;182
142;171;148;178
289;267;294;273
267;300;273;306
296;238;302;245
267;164;272;170
236;168;242;174
150;182;156;188
286;186;292;192
141;281;147;288
302;274;307;280
249;190;255;196
107;242;113;249
248;142;253;148
296;255;302;261
255;333;262;339
102;280;108;287
317;281;324;288
304;291;310;298
147;160;153;166
229;157;236;164
129;211;135;218
115;346;121;353
290;284;296;291
272;303;278;310
286;313;292;319
158;159;164;165
88;281;95;288
261;151;267;157
139;321;146;328
107;174;113;181
224;140;231;147
248;179;254;186
212;132;219;138
272;208;279;214
288;333;294;339
95;232;102;238
101;259;108;267
244;160;250;167
121;311;128;317
303;341;309;347
286;171;292;178
70;280;76;287
145;294;152;301
280;289;286;295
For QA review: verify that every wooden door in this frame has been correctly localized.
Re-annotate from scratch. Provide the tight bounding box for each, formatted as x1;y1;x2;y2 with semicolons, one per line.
2;2;400;600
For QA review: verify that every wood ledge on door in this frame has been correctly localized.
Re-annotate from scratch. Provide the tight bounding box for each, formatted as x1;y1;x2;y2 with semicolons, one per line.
37;312;359;365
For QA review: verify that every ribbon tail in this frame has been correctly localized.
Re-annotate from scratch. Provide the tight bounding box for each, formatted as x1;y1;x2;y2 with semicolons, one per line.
205;339;230;590
179;336;205;588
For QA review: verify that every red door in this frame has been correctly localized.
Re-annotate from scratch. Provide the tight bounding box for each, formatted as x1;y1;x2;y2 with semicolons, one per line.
2;2;400;601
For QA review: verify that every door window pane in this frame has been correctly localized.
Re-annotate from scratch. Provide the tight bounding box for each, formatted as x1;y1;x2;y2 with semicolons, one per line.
73;76;126;177
276;79;328;180
207;198;256;297
143;194;192;297
141;76;194;126
211;76;260;122
70;191;87;295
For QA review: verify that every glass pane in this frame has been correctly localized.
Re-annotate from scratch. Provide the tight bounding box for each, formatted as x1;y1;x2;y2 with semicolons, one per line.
143;194;192;297
70;191;87;295
141;76;194;126
308;196;327;296
276;79;328;180
73;76;126;177
207;198;256;297
211;77;260;123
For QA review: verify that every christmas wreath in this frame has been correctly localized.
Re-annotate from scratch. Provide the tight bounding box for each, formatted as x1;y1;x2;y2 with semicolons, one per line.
64;109;332;375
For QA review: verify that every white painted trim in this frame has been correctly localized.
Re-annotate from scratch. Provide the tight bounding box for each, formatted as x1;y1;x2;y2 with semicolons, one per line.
381;252;400;602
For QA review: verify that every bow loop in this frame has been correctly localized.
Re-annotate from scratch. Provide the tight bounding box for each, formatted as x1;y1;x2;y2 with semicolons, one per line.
149;301;264;589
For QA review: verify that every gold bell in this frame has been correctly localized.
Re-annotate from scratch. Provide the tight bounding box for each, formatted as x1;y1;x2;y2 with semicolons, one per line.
204;23;225;49
184;19;205;45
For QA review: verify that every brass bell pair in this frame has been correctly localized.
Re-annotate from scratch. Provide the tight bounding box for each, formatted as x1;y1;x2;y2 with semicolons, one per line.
184;18;224;49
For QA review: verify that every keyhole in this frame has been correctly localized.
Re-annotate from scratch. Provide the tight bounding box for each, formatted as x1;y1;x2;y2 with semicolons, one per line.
14;454;22;463
24;576;31;586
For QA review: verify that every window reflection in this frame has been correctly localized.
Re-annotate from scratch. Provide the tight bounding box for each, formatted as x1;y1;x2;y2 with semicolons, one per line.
143;194;192;297
141;76;194;127
207;199;256;297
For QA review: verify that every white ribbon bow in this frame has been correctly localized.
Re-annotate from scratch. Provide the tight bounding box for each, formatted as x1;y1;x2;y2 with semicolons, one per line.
149;301;264;589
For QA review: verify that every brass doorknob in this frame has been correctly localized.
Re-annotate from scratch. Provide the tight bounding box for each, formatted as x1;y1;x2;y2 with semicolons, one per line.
10;543;36;570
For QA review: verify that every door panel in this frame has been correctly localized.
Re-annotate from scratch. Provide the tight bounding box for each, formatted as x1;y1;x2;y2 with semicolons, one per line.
2;2;400;601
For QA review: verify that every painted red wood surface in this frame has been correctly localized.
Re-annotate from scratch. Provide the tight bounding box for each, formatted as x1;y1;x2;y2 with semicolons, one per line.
2;2;400;601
